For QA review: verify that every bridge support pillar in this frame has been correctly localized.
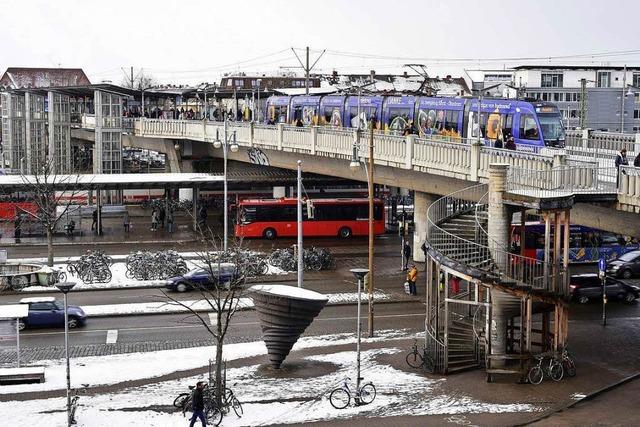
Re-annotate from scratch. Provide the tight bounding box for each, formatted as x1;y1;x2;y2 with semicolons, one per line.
488;164;513;273
413;191;437;263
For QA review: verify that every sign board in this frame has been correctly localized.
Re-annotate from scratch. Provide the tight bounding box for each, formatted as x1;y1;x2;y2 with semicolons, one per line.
598;258;607;278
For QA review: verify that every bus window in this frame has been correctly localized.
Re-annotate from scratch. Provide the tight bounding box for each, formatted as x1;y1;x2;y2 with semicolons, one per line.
519;114;540;140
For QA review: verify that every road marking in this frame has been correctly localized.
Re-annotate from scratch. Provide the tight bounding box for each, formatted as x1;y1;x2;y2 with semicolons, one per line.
21;312;425;337
106;329;118;344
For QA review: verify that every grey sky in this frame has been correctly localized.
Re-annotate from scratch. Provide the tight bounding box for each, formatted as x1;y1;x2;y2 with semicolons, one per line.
2;0;639;84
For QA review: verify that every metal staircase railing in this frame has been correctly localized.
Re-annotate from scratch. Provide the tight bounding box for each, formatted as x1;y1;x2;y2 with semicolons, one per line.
426;184;559;292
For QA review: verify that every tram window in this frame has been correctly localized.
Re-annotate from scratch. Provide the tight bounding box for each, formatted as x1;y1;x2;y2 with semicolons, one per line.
503;114;513;138
519;115;540;140
445;110;459;133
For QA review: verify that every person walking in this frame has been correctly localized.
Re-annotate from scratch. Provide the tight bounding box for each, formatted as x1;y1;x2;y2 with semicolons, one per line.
615;148;629;186
197;206;207;228
13;213;22;241
406;264;418;296
91;209;98;231
634;151;640;167
505;136;517;150
189;381;207;427
402;240;412;271
159;207;166;229
166;209;174;234
151;209;159;231
123;210;130;233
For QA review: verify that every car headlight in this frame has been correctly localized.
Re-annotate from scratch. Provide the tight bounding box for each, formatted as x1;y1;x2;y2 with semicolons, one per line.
610;265;620;270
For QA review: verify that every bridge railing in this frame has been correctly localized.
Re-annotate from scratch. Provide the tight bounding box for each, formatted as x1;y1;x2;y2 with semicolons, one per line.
566;129;638;152
282;125;312;152
413;137;471;176
315;127;354;159
478;147;554;180
619;166;640;210
506;164;617;198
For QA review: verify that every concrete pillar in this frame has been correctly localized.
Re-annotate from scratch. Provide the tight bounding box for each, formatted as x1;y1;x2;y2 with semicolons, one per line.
405;134;414;170
273;186;286;198
277;123;284;150
310;126;318;155
413;191;437;262
487;164;512;272
470;142;482;182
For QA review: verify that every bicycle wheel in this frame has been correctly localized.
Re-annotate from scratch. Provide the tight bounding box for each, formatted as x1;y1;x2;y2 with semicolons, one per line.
329;388;350;409
528;366;544;385
549;360;564;382
406;351;424;368
205;406;223;426
173;393;190;408
358;383;376;405
231;397;243;417
563;358;576;377
57;272;67;282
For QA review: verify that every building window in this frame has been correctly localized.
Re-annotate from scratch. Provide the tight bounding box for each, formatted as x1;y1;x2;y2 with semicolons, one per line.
633;73;640;88
234;79;244;88
541;73;563;88
634;110;640;119
225;79;232;87
597;71;611;88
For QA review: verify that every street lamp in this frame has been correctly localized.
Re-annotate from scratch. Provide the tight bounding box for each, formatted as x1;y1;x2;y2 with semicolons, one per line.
214;118;239;252
350;268;368;404
56;281;76;427
349;124;375;338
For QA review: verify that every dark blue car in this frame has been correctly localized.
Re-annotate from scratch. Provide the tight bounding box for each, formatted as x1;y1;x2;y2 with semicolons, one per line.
165;263;242;292
18;297;87;330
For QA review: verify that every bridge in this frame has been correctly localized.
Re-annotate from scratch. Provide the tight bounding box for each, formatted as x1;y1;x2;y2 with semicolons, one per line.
117;118;640;378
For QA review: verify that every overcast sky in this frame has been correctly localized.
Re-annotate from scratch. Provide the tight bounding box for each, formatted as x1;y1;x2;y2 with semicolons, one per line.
2;0;639;85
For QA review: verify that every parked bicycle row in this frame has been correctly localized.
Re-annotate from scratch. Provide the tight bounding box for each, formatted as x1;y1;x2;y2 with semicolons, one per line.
125;250;188;280
268;246;335;272
67;250;113;284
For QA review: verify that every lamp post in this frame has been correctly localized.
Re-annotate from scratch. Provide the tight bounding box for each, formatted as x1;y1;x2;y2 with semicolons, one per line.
297;160;303;288
214;118;239;252
257;79;262;123
350;268;368;403
350;125;375;338
56;281;76;427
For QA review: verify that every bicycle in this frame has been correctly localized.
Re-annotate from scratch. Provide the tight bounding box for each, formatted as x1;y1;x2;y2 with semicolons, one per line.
561;347;576;377
405;338;435;372
527;353;564;385
47;268;67;286
329;376;376;409
69;386;87;425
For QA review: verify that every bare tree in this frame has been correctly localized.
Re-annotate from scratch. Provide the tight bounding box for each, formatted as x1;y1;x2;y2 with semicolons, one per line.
120;68;157;91
19;156;83;266
159;222;251;407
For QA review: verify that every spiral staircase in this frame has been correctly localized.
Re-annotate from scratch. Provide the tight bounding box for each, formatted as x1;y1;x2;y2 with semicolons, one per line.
423;184;569;379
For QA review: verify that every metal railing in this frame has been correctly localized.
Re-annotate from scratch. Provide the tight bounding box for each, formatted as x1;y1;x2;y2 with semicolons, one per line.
425;324;445;374
427;184;559;292
619;165;640;203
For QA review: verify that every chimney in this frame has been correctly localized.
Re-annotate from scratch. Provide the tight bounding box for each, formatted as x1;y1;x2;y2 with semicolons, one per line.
403;71;408;78
446;75;451;80
370;70;375;82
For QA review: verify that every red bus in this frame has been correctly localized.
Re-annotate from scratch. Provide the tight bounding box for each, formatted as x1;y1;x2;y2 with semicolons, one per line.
235;198;385;239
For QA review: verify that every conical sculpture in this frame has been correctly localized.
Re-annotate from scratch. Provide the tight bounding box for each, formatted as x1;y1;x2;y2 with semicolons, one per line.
250;284;328;368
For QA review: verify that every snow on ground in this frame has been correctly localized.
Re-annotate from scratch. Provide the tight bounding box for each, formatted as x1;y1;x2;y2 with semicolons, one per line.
0;345;540;426
0;329;412;395
80;291;390;317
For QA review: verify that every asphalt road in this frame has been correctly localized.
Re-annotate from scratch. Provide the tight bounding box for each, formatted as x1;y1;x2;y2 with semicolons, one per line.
13;301;426;350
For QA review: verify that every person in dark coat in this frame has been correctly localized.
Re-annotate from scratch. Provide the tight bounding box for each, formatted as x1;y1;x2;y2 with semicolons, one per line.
91;209;98;231
615;148;629;186
14;213;22;240
402;240;412;271
189;381;206;427
505;136;517;150
634;152;640;167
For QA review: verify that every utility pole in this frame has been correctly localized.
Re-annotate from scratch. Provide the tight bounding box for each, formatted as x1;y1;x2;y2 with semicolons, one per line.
130;66;134;89
297;160;303;287
580;78;587;129
621;65;627;133
291;47;326;95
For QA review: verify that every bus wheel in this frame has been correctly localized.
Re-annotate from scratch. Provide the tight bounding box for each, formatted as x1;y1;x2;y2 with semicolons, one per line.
338;227;352;238
263;228;277;239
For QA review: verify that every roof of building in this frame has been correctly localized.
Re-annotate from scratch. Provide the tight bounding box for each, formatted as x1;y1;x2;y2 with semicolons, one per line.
513;65;640;71
0;67;91;89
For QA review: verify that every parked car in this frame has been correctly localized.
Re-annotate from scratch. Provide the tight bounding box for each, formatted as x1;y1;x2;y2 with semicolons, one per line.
18;296;87;330
165;263;242;292
606;250;640;279
569;274;639;304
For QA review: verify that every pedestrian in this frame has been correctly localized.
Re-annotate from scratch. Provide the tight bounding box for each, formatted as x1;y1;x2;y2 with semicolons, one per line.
198;206;207;228
189;381;207;427
13;213;22;240
151;209;159;231
634;152;640;167
406;264;418;296
91;209;98;231
296;117;303;127
615;148;629;186
167;209;174;233
159;207;166;229
494;137;503;149
505;136;517;150
450;276;461;295
123;210;130;233
402;240;411;271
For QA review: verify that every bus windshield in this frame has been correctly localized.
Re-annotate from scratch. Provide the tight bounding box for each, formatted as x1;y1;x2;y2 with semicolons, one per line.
538;113;565;142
